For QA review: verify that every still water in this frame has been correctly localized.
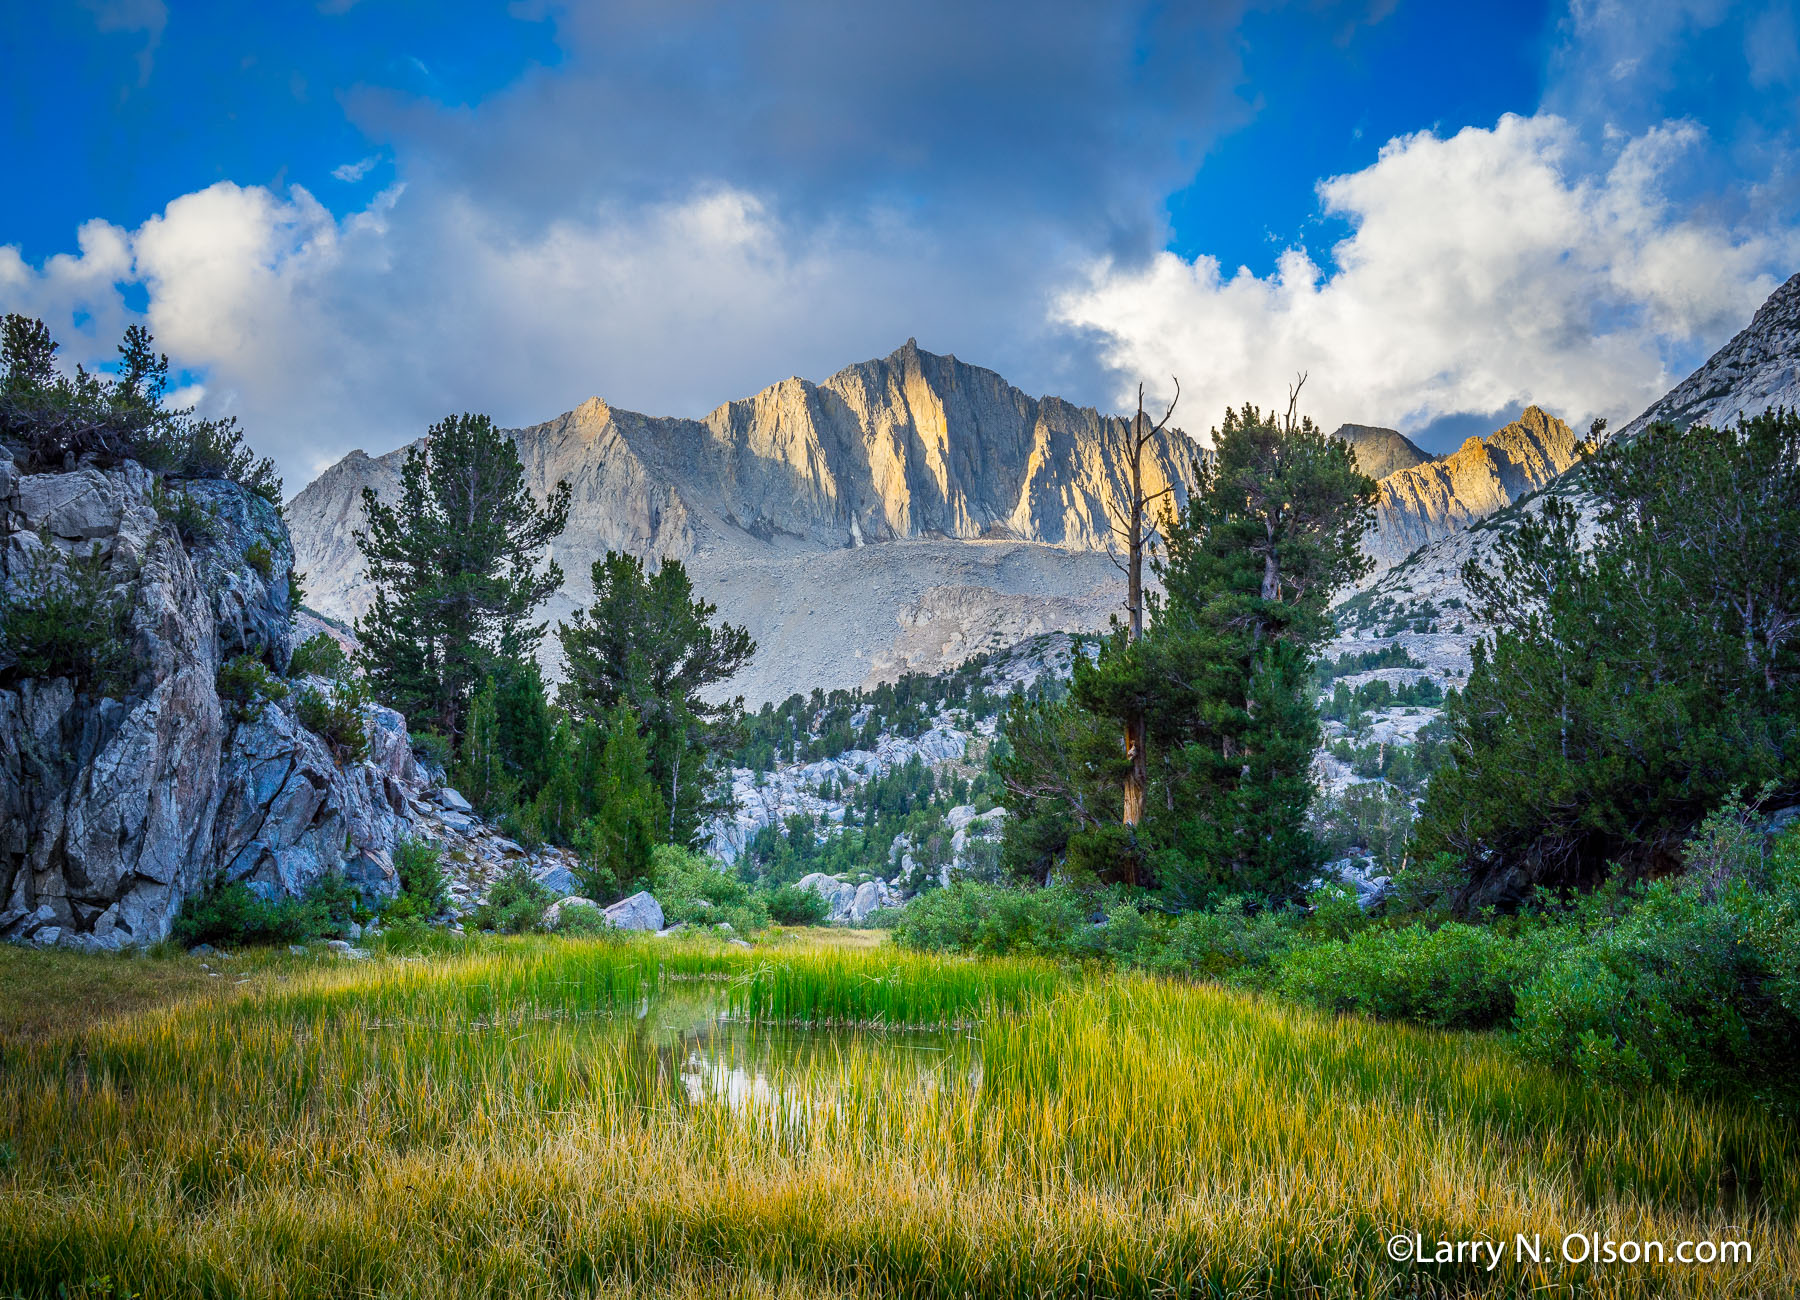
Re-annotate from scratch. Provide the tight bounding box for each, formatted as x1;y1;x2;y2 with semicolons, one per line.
625;981;982;1115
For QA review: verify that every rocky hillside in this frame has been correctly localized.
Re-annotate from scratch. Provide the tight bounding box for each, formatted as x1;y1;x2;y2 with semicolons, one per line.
1616;269;1800;440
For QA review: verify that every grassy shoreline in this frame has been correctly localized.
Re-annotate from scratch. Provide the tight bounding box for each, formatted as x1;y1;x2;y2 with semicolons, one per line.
1;937;1793;1298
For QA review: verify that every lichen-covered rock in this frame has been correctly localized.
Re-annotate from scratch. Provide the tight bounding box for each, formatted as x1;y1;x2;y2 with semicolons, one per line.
0;458;421;948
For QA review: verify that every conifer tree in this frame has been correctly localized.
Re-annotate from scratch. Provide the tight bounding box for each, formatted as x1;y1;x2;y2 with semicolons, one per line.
574;704;667;900
354;413;571;742
1416;412;1800;903
1007;384;1375;902
558;551;755;845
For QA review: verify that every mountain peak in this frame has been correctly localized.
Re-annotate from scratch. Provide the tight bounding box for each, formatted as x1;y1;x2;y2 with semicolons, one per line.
1618;270;1800;439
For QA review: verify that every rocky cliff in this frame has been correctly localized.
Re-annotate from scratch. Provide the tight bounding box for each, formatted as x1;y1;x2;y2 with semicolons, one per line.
0;450;422;949
1331;424;1437;481
1361;406;1581;573
288;341;1201;704
1616;270;1800;440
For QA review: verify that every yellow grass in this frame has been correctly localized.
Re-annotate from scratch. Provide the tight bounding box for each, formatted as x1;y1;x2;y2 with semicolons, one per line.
0;937;1792;1298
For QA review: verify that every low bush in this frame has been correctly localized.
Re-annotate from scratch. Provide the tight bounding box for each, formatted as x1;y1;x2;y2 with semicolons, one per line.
289;632;349;681
151;481;217;544
0;537;134;693
172;871;371;948
548;902;610;935
766;883;831;926
215;653;288;723
1512;808;1800;1106
408;728;453;772
893;882;1094;957
382;838;449;925
295;676;370;763
652;844;768;934
243;539;274;579
1271;922;1548;1030
469;863;553;935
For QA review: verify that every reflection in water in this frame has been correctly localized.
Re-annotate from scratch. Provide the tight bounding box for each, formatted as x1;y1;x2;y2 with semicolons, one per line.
620;983;981;1124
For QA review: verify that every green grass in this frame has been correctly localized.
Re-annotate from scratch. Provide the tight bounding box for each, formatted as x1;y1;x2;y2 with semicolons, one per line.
0;937;1793;1298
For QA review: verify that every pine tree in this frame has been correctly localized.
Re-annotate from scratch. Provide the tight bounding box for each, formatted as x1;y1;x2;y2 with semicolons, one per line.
574;705;667;901
1140;394;1376;901
558;551;755;846
1004;386;1375;903
1415;412;1800;904
454;676;512;811
354;413;571;742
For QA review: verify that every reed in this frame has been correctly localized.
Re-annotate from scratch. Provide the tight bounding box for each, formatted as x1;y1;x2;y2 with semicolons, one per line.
0;938;1792;1298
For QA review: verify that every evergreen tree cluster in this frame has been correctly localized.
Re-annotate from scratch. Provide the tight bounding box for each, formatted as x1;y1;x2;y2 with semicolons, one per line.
733;652;1016;772
998;400;1377;905
1416;412;1800;903
351;414;757;904
0;315;279;501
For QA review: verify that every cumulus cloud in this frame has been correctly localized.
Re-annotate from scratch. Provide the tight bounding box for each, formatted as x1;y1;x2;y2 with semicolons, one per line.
1057;113;1796;443
4;175;1087;490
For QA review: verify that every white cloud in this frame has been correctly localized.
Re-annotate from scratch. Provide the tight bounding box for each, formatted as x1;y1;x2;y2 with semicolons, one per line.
1056;113;1795;442
331;155;380;183
4;177;1028;491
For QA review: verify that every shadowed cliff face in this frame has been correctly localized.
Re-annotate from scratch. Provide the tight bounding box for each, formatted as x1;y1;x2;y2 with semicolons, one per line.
1330;424;1437;482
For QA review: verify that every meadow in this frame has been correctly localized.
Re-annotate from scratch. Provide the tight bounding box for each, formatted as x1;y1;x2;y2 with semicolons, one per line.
0;935;1794;1299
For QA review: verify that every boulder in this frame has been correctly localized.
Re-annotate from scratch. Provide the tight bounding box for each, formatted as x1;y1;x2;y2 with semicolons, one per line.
795;872;857;923
1313;856;1392;910
438;787;473;813
603;890;664;932
533;864;583;898
543;896;600;929
848;879;899;924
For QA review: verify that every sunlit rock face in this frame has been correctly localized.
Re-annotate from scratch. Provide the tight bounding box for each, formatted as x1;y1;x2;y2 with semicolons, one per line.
289;341;1197;704
1362;407;1581;575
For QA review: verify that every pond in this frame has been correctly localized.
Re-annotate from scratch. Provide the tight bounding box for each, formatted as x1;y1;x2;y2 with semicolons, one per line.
627;979;983;1117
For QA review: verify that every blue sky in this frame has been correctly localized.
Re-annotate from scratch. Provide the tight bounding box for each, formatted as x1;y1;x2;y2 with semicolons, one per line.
2;1;1795;489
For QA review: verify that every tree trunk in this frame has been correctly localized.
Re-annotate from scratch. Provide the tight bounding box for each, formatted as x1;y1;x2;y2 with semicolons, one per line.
1122;394;1147;844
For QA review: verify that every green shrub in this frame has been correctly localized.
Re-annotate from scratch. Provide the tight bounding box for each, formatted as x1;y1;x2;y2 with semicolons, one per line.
244;539;274;578
0;538;135;693
549;901;610;935
1272;922;1546;1030
408;729;453;771
1156;898;1302;977
1304;882;1370;942
766;883;831;926
289;632;348;681
469;863;553;934
150;481;217;543
1512;819;1800;1106
215;653;288;723
893;882;1093;957
172;871;371;948
382;838;449;924
651;843;768;934
295;676;370;763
